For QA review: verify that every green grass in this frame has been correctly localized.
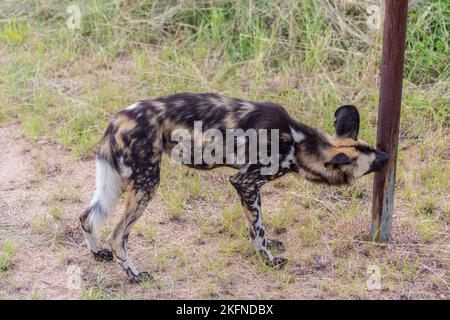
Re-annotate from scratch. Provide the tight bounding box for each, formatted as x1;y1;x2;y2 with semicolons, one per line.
0;0;447;155
0;20;29;45
0;0;448;299
0;241;16;272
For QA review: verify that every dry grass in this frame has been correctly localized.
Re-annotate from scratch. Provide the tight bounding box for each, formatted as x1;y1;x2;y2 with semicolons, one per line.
0;0;448;299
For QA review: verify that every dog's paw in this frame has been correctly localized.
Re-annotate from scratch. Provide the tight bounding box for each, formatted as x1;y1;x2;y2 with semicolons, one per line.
268;239;286;252
127;270;153;284
92;248;114;262
267;257;288;269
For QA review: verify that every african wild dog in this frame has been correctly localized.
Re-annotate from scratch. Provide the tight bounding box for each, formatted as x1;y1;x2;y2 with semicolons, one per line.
80;93;389;283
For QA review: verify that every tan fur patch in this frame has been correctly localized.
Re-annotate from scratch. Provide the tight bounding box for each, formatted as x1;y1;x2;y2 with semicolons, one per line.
280;132;292;141
147;115;159;129
330;136;358;147
114;115;137;132
243;206;258;226
220;95;235;105
112;116;137;151
296;150;338;180
238;102;256;118
207;96;228;108
114;132;125;150
151;101;166;111
224;114;238;129
173;99;186;108
161;120;183;138
351;152;376;178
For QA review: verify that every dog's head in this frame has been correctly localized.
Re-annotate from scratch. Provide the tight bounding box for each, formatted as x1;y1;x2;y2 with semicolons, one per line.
290;105;389;185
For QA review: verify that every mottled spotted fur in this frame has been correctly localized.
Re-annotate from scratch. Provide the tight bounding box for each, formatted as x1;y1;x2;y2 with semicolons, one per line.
80;93;388;283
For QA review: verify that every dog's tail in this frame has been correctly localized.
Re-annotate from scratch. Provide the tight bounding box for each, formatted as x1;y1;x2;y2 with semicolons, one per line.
80;132;122;238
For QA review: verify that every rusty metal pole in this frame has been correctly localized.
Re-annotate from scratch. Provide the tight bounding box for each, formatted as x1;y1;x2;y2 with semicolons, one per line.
371;0;408;243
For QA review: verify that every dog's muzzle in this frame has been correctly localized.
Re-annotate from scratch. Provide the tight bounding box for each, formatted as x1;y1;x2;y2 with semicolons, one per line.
365;150;389;175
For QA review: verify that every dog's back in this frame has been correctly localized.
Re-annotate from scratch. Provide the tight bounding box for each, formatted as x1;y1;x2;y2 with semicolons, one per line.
104;93;303;169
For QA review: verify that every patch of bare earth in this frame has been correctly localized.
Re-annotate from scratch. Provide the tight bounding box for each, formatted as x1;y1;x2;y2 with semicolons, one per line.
0;124;448;299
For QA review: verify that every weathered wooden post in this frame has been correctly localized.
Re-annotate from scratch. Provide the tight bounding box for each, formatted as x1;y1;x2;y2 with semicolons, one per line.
371;0;408;243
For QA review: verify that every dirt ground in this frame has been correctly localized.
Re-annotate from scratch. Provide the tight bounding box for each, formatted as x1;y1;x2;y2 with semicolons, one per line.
0;124;448;300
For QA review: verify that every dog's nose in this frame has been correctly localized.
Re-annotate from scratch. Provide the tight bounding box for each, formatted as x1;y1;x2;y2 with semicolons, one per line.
375;150;389;167
364;150;390;175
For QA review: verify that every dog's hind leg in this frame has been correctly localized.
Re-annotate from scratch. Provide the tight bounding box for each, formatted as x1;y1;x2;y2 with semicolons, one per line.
108;167;160;283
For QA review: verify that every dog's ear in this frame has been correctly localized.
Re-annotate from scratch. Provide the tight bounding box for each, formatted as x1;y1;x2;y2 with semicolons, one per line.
325;152;352;167
334;105;360;140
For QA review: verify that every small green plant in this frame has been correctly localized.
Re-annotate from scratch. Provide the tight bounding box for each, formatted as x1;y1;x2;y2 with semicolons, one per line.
220;203;246;238
143;227;157;242
0;21;29;45
22;117;44;141
31;214;49;235
0;241;16;272
187;172;202;198
160;185;185;221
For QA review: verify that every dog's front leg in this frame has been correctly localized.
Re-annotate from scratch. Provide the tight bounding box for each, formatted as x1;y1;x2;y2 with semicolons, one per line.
230;169;287;268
